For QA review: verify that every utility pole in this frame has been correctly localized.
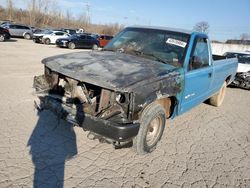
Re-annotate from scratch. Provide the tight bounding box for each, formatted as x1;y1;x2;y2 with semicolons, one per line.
85;1;90;25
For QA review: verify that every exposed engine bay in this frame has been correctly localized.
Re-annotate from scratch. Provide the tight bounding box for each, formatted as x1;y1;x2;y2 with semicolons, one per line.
34;66;132;125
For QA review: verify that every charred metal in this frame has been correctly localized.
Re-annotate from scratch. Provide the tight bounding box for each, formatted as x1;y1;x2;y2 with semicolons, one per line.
231;72;250;90
34;66;132;124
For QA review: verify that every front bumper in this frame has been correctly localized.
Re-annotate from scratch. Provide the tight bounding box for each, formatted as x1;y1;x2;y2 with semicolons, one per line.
39;96;140;141
33;36;43;43
56;41;68;47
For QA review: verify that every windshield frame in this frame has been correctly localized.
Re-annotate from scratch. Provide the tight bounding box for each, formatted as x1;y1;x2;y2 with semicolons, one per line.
104;27;191;67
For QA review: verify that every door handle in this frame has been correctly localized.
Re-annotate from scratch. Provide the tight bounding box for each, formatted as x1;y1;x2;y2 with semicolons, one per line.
208;72;212;77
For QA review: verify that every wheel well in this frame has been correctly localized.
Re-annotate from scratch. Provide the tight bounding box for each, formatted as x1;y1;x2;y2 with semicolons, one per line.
155;96;177;118
225;75;231;84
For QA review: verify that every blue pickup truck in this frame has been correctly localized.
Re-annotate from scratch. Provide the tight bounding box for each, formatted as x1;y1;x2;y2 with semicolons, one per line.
34;26;238;154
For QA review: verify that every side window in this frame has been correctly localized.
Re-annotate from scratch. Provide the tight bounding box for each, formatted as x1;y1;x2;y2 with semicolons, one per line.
189;38;209;71
80;35;86;39
9;25;16;29
23;26;30;30
55;32;64;36
16;25;24;29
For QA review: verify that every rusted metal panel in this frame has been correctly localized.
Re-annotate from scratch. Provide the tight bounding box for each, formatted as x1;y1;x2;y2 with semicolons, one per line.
98;89;112;112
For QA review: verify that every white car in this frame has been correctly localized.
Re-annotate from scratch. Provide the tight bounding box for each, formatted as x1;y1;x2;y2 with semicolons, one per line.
224;51;250;90
42;31;70;45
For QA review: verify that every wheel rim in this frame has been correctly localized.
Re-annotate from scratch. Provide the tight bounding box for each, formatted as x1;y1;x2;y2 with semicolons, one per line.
0;35;4;41
45;39;50;44
146;116;162;147
25;34;30;39
70;43;75;49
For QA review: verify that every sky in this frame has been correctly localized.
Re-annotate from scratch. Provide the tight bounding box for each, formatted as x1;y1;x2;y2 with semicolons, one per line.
0;0;250;41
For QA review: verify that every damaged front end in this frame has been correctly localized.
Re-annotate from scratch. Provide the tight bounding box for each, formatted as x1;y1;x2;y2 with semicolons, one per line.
231;71;250;90
33;66;139;141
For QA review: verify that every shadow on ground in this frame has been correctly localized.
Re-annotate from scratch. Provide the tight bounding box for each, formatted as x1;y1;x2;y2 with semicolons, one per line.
5;39;17;42
27;110;77;188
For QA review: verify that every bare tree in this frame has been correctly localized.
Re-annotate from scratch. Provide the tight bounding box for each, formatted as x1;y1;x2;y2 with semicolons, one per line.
193;21;209;34
66;10;71;27
6;0;13;20
240;33;250;40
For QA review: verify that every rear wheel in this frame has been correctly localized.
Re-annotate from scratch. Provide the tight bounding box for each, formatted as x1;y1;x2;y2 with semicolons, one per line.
133;103;166;154
0;34;5;42
24;33;31;40
44;38;50;45
209;81;227;107
68;42;76;49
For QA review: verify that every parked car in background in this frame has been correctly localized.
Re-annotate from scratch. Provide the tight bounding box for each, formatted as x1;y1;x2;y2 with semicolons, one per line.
98;35;113;47
42;31;70;45
2;24;33;39
0;20;13;26
56;34;99;49
60;28;77;35
0;26;11;41
224;51;250;90
76;28;85;33
33;29;53;43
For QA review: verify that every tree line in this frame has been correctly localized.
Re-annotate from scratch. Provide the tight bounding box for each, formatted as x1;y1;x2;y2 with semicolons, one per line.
0;0;124;35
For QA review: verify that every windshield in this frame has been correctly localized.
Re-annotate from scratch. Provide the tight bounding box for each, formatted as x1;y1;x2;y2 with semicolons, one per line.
104;27;190;67
39;30;53;34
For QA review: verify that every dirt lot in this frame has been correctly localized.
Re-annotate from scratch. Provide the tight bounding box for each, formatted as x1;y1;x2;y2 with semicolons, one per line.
0;38;250;188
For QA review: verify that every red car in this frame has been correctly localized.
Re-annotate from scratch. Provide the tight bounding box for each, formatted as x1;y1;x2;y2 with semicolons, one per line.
98;35;113;47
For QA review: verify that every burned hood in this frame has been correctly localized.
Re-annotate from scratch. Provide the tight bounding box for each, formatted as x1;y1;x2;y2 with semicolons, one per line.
42;51;179;91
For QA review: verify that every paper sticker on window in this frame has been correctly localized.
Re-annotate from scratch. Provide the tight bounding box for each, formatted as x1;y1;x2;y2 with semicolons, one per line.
166;38;187;48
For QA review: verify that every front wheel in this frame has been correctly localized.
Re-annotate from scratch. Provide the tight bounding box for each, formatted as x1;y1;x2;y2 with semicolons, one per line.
44;38;50;45
0;34;5;42
209;81;227;107
133;103;166;154
68;42;76;49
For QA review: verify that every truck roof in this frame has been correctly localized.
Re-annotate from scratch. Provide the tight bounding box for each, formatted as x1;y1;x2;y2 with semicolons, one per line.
128;25;193;35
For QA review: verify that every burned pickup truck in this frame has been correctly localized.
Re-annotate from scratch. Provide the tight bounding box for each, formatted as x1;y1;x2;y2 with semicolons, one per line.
34;26;238;154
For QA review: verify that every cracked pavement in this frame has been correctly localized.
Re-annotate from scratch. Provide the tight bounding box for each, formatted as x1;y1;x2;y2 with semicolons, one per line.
0;39;250;188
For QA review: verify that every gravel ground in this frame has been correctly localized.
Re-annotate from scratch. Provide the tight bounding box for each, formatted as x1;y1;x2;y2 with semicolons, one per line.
0;39;250;188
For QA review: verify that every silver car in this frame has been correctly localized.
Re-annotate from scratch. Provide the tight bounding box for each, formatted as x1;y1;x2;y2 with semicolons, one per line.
3;24;33;39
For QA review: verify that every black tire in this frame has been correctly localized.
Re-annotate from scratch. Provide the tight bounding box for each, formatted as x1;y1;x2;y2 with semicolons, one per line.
133;103;166;154
0;34;5;42
68;42;76;49
24;33;31;40
92;44;98;50
44;38;50;45
209;81;227;107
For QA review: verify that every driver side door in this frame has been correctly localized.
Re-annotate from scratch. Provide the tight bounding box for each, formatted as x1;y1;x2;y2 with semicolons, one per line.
180;37;213;114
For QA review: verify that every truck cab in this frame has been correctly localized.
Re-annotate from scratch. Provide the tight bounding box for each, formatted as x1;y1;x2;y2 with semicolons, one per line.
179;33;237;114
